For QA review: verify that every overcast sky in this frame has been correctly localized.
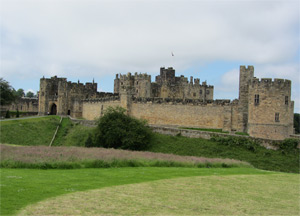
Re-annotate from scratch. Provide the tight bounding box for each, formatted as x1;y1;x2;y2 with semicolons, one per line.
1;0;299;112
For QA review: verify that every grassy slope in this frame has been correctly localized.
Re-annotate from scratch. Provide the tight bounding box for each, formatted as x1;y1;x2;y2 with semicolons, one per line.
1;117;298;173
0;116;60;146
20;173;299;216
52;118;94;147
0;167;270;215
148;133;299;173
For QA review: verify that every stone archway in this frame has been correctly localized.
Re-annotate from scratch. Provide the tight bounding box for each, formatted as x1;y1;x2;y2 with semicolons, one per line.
50;104;57;115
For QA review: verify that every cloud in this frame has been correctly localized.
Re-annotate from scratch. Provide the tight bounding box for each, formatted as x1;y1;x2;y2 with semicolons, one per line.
1;0;299;111
25;89;36;94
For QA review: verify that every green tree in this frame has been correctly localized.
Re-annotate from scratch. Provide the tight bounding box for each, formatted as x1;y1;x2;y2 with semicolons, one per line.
25;91;35;98
91;106;152;150
16;89;25;98
0;78;16;106
294;113;300;134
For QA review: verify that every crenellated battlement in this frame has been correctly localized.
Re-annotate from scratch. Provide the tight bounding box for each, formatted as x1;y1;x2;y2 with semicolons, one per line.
250;77;291;89
83;95;120;103
132;97;231;106
39;64;294;141
116;72;151;81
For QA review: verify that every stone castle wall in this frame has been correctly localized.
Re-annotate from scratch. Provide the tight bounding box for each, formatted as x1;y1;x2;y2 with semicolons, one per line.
114;67;214;100
1;97;38;113
247;78;294;140
39;65;295;141
82;96;121;120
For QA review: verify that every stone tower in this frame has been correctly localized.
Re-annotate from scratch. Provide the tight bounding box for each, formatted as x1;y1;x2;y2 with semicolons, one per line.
238;65;254;132
38;76;97;117
247;78;294;140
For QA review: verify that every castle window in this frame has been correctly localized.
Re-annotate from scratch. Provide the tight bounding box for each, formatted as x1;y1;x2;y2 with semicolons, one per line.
42;92;44;96
121;82;123;85
285;96;288;105
193;93;196;97
136;81;139;85
254;94;259;105
136;89;138;93
275;113;280;122
206;90;210;95
200;90;202;95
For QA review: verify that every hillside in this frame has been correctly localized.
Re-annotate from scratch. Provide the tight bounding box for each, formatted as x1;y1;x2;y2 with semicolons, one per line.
0;117;298;173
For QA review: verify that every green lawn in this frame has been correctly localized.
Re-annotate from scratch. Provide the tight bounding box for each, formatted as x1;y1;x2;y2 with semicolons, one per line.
1;167;298;215
0;116;60;146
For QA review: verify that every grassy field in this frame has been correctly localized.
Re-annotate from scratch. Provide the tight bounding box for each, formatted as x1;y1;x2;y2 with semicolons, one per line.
0;116;60;146
2;167;297;215
20;172;299;216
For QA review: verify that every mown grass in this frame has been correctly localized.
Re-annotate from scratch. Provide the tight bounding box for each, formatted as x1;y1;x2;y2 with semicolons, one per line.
147;133;300;173
19;173;299;216
0;116;60;146
0;167;272;215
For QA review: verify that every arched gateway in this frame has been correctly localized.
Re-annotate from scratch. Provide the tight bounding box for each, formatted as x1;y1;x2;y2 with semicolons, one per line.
50;103;57;115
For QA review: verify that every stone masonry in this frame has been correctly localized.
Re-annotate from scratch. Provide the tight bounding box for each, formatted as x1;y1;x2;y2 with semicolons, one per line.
39;66;295;140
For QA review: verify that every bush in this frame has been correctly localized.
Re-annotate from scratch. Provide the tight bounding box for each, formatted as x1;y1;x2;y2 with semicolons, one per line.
278;138;299;152
210;135;258;152
91;106;153;150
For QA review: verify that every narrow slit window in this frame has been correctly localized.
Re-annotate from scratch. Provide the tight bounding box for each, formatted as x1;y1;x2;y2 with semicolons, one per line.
275;113;280;122
285;96;288;105
254;94;259;105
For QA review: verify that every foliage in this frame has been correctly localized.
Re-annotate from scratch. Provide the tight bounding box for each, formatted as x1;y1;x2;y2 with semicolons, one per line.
147;133;299;173
16;88;25;98
0;78;16;106
294;113;300;134
210;136;258;152
92;107;152;150
0;167;263;216
278;138;299;152
25;91;35;98
16;109;20;118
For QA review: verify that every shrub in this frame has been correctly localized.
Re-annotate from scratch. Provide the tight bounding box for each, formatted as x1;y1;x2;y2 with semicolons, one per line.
85;134;94;148
92;106;153;150
16;109;19;118
278;138;299;152
210;135;258;152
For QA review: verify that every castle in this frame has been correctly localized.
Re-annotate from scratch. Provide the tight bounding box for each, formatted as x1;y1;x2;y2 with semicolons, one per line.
38;66;294;140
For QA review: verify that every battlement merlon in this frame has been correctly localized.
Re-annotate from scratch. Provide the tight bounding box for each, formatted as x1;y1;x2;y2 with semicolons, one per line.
250;78;292;88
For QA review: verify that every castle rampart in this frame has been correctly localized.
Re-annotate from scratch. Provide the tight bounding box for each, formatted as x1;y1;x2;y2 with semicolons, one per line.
39;65;295;140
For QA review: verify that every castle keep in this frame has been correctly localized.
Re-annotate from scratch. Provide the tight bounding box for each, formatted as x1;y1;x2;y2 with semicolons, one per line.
38;66;294;140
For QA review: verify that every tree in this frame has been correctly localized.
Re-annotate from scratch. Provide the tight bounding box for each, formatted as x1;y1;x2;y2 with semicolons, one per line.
0;78;16;106
90;106;152;150
26;91;35;98
16;89;25;98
